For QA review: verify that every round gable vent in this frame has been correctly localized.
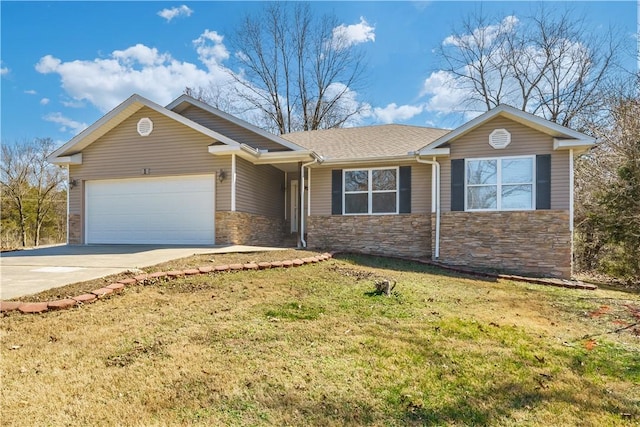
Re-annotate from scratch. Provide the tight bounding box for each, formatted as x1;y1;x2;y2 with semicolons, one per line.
489;128;511;149
137;118;153;136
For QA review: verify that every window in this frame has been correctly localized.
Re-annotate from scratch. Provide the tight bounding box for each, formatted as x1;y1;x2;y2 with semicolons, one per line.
466;156;534;211
344;168;398;214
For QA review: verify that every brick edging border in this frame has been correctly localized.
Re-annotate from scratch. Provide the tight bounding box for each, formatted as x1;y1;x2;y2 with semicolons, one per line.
0;253;334;315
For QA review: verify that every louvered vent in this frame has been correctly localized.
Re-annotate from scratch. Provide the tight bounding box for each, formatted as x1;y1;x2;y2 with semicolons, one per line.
137;118;153;136
489;128;511;149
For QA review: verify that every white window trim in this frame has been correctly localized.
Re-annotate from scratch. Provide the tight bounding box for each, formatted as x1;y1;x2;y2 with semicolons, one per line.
343;166;399;215
464;155;536;212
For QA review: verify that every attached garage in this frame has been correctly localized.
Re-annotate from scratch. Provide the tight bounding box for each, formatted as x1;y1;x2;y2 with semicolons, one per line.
85;175;215;245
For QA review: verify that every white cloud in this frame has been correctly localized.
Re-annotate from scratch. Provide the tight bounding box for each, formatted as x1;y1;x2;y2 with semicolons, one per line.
443;15;518;48
0;66;9;76
34;31;232;112
35;55;61;73
373;103;424;124
61;99;85;108
157;5;193;22
420;70;467;111
40;98;50;105
43;112;88;135
193;30;230;69
24;89;37;95
332;17;375;50
113;44;170;66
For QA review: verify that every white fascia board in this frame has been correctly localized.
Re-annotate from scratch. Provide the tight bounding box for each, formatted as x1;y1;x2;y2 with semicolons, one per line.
313;154;416;167
166;94;308;152
209;144;316;165
553;138;596;151
208;145;259;164
414;147;450;157
253;151;315;165
48;153;83;165
208;145;242;155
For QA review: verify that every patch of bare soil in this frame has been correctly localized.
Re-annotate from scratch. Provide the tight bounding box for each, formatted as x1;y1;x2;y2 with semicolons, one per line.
579;298;640;339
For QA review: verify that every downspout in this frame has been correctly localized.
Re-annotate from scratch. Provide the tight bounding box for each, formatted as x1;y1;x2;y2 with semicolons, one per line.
569;149;574;232
416;156;441;259
569;149;575;274
299;157;319;248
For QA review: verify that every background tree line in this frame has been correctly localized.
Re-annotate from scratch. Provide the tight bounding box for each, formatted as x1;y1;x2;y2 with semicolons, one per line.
1;137;67;249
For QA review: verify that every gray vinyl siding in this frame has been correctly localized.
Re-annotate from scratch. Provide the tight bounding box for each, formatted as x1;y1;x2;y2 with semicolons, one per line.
412;163;432;214
310;168;332;215
235;156;284;218
550;151;570;210
68;106;231;218
309;162;432;216
441;116;569;212
178;105;290;152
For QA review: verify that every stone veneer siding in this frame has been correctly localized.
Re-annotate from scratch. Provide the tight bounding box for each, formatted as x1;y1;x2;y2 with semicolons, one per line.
68;214;81;244
215;211;285;247
437;210;571;278
307;214;431;258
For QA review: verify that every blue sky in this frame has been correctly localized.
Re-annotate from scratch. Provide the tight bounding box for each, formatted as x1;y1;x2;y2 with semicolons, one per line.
1;1;637;147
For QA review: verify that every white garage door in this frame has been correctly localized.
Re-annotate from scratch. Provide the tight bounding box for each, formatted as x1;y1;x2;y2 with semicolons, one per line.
86;175;215;245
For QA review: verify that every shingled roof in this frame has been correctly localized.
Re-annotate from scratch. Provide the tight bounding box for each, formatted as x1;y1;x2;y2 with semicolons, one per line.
282;124;451;161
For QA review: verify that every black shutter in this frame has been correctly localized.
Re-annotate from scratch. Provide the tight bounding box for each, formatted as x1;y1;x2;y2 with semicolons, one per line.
331;169;343;215
399;166;411;213
536;154;551;210
451;159;465;211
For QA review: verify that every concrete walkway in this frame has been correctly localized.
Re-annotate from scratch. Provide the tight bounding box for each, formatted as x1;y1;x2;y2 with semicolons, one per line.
0;244;287;300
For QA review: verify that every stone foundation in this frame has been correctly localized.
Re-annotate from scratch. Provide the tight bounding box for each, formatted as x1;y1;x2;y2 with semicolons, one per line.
68;213;81;244
437;210;571;278
215;211;285;247
307;214;431;258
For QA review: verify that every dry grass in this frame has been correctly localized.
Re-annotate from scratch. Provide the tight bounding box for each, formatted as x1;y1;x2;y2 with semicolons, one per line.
1;253;639;426
14;249;320;303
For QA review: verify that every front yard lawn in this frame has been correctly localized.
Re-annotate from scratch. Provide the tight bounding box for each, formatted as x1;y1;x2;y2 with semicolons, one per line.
1;252;638;426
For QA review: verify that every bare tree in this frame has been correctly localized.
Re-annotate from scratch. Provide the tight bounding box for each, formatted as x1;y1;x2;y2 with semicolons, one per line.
1;139;32;246
434;6;621;128
574;76;640;282
190;3;368;134
1;138;66;247
31;138;66;246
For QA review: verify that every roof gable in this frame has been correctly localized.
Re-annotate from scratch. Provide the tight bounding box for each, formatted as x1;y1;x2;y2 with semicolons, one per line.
48;94;240;163
419;104;596;154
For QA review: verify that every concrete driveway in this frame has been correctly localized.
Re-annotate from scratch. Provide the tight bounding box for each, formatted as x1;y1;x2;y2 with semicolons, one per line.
0;244;285;300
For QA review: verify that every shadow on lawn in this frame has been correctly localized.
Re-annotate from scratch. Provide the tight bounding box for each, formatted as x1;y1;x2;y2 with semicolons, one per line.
334;252;499;284
374;321;639;425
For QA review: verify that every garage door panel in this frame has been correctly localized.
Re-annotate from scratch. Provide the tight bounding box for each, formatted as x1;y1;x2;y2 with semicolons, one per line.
86;175;215;245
